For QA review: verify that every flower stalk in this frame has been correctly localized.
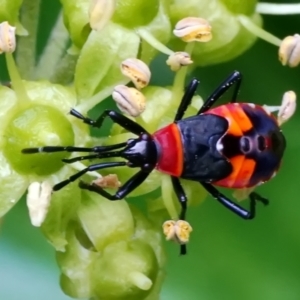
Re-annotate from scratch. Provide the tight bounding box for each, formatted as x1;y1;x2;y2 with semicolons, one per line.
15;0;41;79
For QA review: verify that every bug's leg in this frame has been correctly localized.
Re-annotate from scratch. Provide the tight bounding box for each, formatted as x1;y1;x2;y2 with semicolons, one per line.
70;109;148;135
201;182;269;220
79;169;151;200
22;142;127;154
170;177;189;255
171;177;187;220
174;78;200;122
53;161;126;191
198;71;242;114
62;150;122;163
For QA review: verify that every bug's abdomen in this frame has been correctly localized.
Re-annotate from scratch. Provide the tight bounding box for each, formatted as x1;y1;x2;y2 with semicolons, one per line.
153;123;183;176
208;103;286;188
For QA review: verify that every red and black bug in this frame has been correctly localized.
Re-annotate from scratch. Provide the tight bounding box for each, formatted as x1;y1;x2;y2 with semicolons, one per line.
22;71;286;254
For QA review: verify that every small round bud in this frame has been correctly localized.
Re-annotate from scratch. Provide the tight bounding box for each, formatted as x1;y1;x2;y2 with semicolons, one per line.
278;91;296;125
92;174;121;189
279;34;300;67
166;51;193;71
89;0;116;31
0;21;16;54
162;220;193;245
173;17;212;43
120;58;151;89
27;181;52;227
112;85;146;117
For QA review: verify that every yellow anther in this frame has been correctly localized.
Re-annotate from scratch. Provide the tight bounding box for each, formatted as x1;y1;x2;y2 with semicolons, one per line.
173;17;212;43
120;58;151;89
162;220;193;245
166;52;193;71
112;85;146;117
278;91;296;125
279;34;300;67
0;21;16;54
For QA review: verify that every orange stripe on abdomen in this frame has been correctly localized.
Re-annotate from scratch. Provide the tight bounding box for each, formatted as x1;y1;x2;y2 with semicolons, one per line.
214;156;256;188
225;103;253;133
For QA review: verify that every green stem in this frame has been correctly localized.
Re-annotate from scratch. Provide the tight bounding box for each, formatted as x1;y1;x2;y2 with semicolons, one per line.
256;3;300;15
33;11;69;80
15;0;41;80
50;53;78;84
171;42;195;106
237;15;281;46
6;53;31;107
137;28;174;55
75;86;116;114
161;175;178;220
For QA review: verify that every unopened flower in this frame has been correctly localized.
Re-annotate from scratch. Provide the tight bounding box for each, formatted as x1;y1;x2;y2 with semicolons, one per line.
112;85;146;117
120;58;151;89
173;17;212;43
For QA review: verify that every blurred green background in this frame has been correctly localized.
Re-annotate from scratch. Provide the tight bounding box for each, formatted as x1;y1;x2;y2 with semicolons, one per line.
1;1;300;299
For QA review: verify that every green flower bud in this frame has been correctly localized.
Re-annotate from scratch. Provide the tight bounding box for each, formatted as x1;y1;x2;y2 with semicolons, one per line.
75;22;140;100
92;240;158;300
220;0;257;15
169;0;261;66
41;178;82;251
130;205;166;266
0;0;27;35
57;222;98;298
57;194;163;299
78;191;135;251
2;79;90;176
112;0;159;29
60;0;91;49
4;104;74;175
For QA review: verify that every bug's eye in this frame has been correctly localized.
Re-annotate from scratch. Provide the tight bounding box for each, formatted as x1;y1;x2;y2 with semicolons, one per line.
257;135;266;151
240;136;250;153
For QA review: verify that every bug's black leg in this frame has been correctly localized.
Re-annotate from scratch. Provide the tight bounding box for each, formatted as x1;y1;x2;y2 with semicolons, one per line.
171;177;188;255
79;169;151;200
22;143;127;154
201;182;269;220
53;161;126;191
70;109;148;135
171;177;187;220
174;78;200;122
62;150;122;163
198;71;242;114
